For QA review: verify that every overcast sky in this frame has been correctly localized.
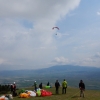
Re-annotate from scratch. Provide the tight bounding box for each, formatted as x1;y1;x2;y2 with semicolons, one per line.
0;0;100;70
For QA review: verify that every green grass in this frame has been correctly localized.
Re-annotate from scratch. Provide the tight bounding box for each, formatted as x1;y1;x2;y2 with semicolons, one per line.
7;87;100;100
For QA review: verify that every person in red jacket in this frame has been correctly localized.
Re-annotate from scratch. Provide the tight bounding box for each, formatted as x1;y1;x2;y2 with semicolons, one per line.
12;82;17;96
79;80;85;97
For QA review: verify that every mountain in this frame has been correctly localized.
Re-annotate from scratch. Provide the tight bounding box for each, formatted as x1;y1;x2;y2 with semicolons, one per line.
0;65;100;89
0;65;100;76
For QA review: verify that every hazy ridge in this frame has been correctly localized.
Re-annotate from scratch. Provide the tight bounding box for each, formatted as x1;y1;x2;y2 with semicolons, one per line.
0;65;100;90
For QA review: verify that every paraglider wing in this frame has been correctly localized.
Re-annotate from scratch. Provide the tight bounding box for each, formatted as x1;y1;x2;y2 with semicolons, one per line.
52;27;59;30
52;27;59;35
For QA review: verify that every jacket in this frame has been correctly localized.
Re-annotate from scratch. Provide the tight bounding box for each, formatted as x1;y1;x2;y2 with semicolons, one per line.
62;81;67;88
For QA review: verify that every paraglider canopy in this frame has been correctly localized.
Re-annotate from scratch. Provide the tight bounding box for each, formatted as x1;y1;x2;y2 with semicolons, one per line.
52;27;59;35
52;27;59;30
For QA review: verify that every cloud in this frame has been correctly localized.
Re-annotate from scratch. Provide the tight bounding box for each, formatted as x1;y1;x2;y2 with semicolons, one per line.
74;52;100;67
0;0;81;20
93;52;100;58
0;58;6;64
51;51;100;68
0;0;81;70
53;57;69;64
97;11;100;15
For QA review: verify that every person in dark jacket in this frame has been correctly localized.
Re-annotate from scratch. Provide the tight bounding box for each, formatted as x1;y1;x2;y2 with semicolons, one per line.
55;80;60;94
47;82;49;86
39;83;42;89
10;84;13;94
79;80;85;97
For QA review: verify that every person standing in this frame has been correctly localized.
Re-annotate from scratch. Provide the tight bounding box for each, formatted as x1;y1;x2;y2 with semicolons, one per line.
34;81;37;91
39;83;42;89
55;80;60;94
62;79;67;94
47;82;49;86
12;82;17;96
10;84;13;94
79;80;85;97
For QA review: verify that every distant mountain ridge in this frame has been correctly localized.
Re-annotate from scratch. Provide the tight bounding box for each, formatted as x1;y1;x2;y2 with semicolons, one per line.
0;65;100;90
0;65;100;77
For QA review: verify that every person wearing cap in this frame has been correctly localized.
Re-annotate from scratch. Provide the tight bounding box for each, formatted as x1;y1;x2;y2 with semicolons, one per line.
79;80;85;97
34;81;37;91
12;82;16;96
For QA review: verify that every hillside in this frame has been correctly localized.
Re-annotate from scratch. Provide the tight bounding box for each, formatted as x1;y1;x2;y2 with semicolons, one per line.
13;87;100;100
0;65;100;90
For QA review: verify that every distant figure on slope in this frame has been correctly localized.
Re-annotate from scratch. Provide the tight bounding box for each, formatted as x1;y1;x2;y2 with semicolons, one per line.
62;79;67;94
39;82;43;89
12;82;17;96
47;82;50;86
79;80;85;98
10;84;13;94
34;81;37;92
55;80;60;94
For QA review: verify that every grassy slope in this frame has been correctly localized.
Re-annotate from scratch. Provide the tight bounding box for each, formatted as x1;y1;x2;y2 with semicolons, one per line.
13;87;100;100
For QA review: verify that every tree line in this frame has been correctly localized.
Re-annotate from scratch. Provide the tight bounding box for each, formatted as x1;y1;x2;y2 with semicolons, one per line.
0;84;11;93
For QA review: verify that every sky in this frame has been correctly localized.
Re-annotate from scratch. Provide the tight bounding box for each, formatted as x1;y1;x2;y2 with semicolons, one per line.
0;0;100;70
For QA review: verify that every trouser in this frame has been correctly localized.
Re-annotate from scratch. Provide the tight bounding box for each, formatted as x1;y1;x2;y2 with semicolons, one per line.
80;89;84;97
11;90;13;94
55;87;59;94
34;86;37;91
62;87;66;94
13;90;17;97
